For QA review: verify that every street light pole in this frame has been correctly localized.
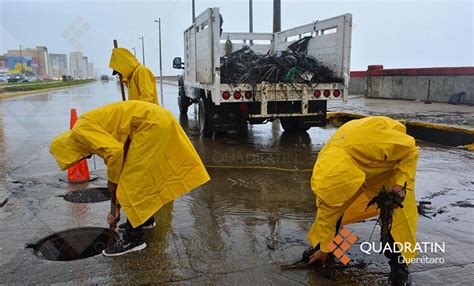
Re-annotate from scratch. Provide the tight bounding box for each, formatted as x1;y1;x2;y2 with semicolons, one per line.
154;19;164;106
139;36;145;65
249;0;253;44
192;0;195;22
272;0;281;131
273;0;281;33
132;47;137;57
19;44;24;74
249;0;253;33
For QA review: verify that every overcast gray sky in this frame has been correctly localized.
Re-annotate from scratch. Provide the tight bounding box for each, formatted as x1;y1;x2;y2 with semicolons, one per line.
1;0;472;76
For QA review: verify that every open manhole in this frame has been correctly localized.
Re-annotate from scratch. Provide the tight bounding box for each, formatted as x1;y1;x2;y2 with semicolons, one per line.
27;227;118;261
59;187;111;203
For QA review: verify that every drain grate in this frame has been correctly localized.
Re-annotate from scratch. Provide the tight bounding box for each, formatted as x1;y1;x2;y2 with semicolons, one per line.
60;187;111;203
27;227;118;261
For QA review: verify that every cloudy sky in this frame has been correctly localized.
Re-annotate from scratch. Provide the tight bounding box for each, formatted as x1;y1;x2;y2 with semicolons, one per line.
1;0;472;76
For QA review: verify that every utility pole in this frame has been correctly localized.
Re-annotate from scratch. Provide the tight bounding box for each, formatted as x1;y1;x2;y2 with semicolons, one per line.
272;0;281;132
132;47;137;57
249;0;253;33
154;19;164;106
19;44;24;74
139;36;146;65
192;0;195;22
273;0;281;33
249;0;253;44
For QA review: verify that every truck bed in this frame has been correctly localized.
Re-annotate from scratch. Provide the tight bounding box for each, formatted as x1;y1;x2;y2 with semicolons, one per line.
183;7;352;105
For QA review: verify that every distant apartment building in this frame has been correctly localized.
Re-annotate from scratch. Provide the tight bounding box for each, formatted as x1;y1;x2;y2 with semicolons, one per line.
87;62;94;79
6;46;50;77
83;56;89;78
50;53;68;79
0;55;7;70
69;51;86;79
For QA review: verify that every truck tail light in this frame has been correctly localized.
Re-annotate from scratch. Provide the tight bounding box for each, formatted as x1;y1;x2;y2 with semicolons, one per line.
233;91;242;100
244;91;252;99
222;91;231;100
333;90;341;97
313;90;321;98
240;103;249;113
323;90;331;97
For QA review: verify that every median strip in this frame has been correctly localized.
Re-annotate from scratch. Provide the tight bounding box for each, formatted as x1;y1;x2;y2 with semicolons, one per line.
0;79;94;100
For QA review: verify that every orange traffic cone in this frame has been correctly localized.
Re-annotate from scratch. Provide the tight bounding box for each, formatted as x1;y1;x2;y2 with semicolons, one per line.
67;108;91;183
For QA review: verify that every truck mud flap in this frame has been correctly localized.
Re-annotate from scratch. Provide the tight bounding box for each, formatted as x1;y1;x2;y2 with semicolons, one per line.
210;102;260;130
299;114;326;128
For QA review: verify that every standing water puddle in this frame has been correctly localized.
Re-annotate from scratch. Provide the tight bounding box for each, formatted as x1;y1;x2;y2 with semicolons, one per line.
27;227;118;261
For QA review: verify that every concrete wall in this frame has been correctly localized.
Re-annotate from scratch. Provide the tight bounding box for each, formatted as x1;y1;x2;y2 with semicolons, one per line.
367;75;474;104
350;66;474;105
348;75;365;95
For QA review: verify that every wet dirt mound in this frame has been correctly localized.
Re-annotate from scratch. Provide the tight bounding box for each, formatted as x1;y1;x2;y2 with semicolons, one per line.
60;187;111;203
27;227;118;261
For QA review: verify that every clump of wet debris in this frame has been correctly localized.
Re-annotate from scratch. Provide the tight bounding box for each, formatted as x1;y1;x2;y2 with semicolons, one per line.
220;37;343;85
367;186;405;247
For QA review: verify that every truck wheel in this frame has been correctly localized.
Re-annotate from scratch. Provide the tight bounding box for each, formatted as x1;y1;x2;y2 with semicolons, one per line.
178;87;190;114
280;118;310;132
198;97;213;137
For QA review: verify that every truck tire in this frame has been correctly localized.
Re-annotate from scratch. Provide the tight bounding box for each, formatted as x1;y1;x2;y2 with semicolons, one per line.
280;118;310;132
178;87;191;114
198;97;213;137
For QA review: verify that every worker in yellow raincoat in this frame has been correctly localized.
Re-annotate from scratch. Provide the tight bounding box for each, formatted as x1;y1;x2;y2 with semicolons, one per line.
306;116;418;286
50;101;210;256
110;48;160;232
109;48;158;104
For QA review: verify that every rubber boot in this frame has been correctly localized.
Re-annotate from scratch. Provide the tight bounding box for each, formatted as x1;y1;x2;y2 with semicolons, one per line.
389;259;412;286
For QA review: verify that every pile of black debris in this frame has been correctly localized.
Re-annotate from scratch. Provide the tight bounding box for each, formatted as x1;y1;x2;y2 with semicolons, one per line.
220;36;343;85
367;186;405;247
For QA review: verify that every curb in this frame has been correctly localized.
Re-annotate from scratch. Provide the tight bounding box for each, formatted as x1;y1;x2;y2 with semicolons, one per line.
326;112;474;150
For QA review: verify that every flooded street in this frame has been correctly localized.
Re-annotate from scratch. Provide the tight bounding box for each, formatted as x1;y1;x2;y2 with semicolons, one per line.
0;82;473;284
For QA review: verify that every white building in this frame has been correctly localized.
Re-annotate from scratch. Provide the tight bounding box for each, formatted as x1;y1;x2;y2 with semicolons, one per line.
69;51;86;79
87;62;94;79
49;53;68;79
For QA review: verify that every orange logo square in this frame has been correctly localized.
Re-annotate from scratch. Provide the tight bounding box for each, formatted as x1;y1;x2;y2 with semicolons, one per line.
334;248;344;259
340;241;351;252
327;241;337;252
334;235;344;245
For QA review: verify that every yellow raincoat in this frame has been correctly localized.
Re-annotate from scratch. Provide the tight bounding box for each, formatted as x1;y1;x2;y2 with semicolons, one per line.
307;116;419;261
50;101;210;227
109;48;158;104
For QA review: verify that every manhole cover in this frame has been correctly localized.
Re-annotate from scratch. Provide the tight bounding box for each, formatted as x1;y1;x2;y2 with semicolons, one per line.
60;187;111;203
27;227;118;261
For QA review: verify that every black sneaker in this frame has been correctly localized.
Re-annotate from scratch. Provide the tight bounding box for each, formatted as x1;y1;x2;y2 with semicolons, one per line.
117;220;156;232
117;222;127;232
102;240;147;257
142;220;156;230
389;260;412;286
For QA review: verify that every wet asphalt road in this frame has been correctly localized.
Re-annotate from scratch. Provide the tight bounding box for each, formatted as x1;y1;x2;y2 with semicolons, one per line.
0;81;473;284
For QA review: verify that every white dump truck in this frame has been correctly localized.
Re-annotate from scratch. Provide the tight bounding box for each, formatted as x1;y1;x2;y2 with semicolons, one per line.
173;7;352;136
